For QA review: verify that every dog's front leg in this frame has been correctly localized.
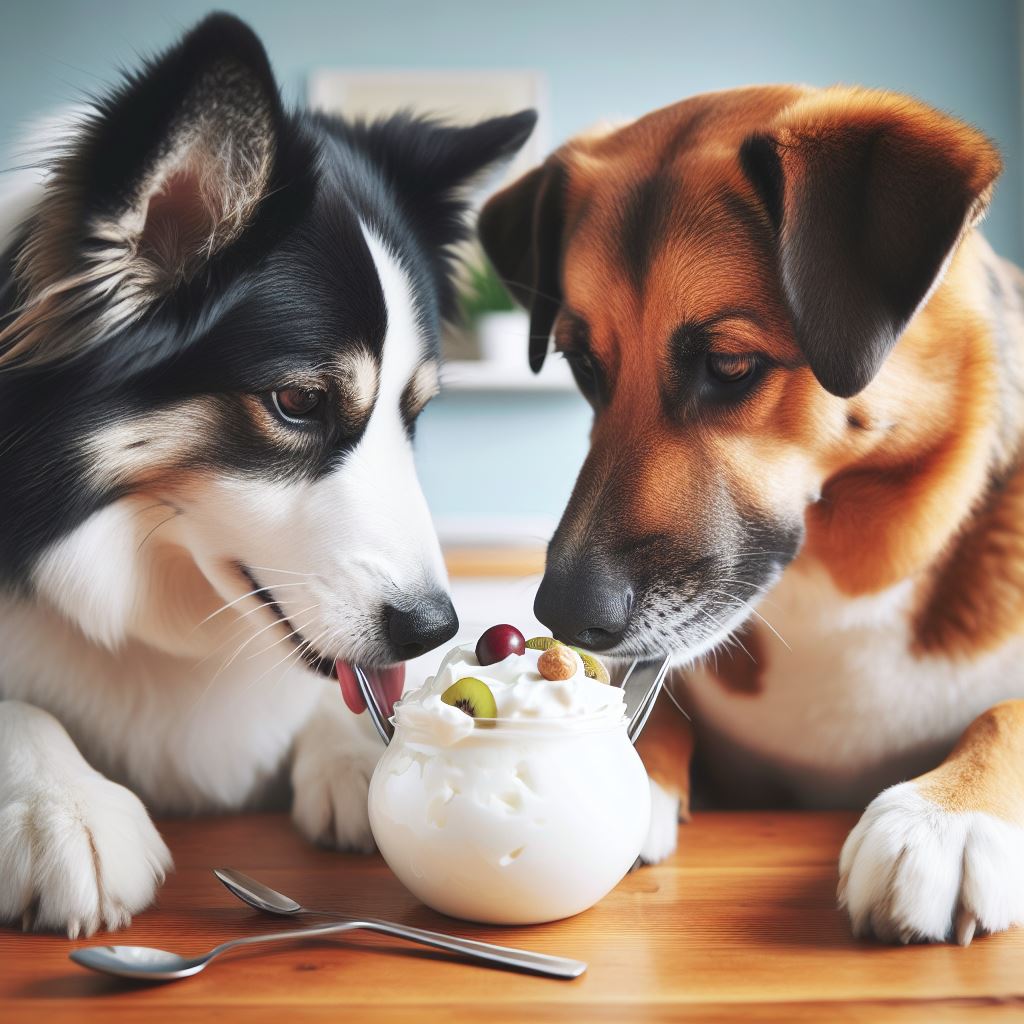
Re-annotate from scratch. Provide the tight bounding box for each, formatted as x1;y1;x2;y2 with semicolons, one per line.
634;680;694;864
290;686;383;852
839;699;1024;944
0;701;172;937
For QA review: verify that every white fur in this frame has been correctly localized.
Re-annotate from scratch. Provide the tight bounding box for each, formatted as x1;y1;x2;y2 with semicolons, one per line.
683;564;1024;944
685;563;1024;808
639;778;680;865
0;702;172;938
0;223;445;935
290;688;383;852
839;782;1024;943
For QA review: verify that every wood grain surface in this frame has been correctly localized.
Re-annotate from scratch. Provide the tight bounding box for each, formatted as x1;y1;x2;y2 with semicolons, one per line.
444;545;546;579
2;811;1022;1022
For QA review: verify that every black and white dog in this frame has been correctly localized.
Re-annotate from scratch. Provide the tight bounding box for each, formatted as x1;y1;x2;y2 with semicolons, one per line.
0;13;534;937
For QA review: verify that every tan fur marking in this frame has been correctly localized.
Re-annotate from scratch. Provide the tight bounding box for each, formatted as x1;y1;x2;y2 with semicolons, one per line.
337;348;381;415
917;701;1024;823
407;359;440;411
86;399;222;489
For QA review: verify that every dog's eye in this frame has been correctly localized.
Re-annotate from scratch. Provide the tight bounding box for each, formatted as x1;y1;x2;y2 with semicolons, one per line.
272;387;324;423
564;351;601;401
706;353;758;384
701;353;764;405
567;352;595;382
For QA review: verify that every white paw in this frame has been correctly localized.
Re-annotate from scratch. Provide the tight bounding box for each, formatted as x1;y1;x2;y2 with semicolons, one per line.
291;702;382;853
639;778;680;865
0;773;172;938
839;781;1024;944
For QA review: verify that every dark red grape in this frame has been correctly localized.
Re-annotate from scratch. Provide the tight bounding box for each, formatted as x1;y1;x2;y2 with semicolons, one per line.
475;624;526;666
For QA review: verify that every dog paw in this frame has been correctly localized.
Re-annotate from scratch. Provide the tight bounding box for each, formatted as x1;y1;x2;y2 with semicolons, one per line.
839;781;1024;944
0;773;172;938
639;778;680;865
291;705;382;853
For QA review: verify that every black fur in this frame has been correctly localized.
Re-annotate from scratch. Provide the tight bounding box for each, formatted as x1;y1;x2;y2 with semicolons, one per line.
740;123;998;398
619;173;677;291
738;132;784;231
0;13;536;588
477;157;566;373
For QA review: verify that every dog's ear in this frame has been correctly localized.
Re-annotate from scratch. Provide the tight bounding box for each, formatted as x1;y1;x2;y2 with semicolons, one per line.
355;109;537;195
478;158;567;372
346;109;537;318
740;89;1002;398
4;13;310;369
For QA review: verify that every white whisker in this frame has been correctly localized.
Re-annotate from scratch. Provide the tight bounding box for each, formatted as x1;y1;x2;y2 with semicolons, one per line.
245;618;329;695
246;606;324;663
192;581;307;631
219;603;319;675
247;565;318;578
707;587;791;651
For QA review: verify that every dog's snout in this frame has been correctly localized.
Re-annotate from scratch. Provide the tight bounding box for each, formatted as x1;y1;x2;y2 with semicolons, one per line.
534;557;633;651
385;594;459;660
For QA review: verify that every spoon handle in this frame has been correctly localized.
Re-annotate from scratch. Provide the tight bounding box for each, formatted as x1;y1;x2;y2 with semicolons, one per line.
355;918;586;978
206;920;363;963
354;665;395;744
206;919;585;979
624;655;672;744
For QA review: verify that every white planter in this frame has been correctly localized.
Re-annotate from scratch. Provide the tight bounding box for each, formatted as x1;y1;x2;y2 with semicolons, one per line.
476;310;530;367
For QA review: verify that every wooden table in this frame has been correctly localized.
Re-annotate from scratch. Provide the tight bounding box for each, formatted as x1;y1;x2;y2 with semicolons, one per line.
3;812;1022;1022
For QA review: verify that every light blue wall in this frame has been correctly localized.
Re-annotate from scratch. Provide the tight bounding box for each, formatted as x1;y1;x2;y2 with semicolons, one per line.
2;1;1021;531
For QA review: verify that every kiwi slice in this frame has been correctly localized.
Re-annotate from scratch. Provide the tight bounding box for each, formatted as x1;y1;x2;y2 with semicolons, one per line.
572;647;611;684
525;636;561;651
441;677;498;720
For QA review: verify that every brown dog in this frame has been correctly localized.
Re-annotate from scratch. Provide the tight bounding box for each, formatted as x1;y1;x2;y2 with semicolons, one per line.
479;84;1024;945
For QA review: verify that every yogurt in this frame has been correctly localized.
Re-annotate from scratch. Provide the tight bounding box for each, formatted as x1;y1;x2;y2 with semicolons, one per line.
368;643;651;924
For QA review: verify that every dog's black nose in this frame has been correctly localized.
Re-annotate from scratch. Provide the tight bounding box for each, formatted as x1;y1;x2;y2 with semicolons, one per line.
534;557;633;651
385;594;459;659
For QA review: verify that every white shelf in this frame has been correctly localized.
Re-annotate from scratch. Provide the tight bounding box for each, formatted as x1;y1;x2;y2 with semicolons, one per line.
441;359;577;392
435;516;557;547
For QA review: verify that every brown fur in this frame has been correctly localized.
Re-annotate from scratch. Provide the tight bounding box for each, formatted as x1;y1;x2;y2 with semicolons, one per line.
913;459;1024;659
918;701;1024;823
480;84;1023;818
704;622;766;695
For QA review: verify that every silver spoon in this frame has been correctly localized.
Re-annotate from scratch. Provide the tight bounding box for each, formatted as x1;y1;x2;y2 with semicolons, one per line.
619;655;673;743
70;905;585;982
210;867;585;978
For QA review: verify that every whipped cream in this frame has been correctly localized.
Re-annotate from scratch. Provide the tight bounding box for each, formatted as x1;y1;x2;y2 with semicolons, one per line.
395;643;625;746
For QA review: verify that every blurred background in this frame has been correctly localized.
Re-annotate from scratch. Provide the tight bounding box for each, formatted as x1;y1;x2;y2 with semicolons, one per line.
2;0;1021;634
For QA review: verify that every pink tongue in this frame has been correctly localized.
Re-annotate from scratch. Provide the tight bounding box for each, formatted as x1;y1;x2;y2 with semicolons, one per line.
336;662;406;718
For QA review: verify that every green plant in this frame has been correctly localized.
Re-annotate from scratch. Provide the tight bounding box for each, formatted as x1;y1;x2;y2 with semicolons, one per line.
459;259;516;321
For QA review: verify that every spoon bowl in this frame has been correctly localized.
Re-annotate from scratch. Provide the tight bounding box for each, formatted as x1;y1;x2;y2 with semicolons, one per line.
215;870;302;914
70;945;205;981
